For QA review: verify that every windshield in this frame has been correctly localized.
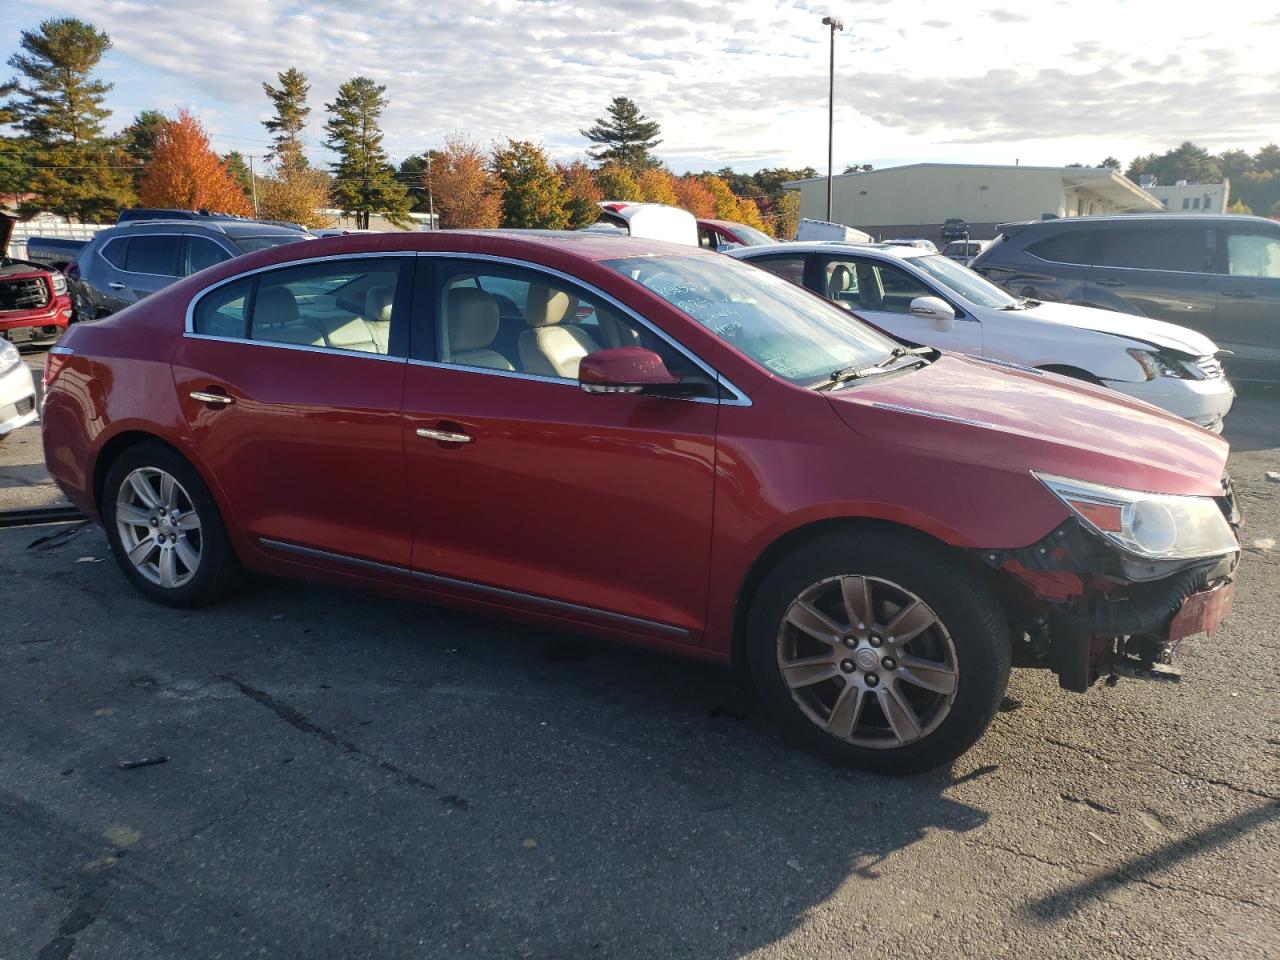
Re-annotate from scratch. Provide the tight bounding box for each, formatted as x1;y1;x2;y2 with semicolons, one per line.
602;254;900;385
731;224;777;246
909;254;1018;309
233;234;310;253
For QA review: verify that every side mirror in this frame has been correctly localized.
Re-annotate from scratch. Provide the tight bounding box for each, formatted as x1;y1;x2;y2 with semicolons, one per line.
910;296;956;332
579;347;681;395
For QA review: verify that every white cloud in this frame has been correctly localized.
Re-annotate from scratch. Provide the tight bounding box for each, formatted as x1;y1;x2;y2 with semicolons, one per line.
11;0;1280;172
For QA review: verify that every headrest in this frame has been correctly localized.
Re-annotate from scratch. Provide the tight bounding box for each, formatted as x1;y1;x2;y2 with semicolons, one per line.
446;288;500;352
829;264;853;294
525;284;574;327
365;285;394;323
255;284;298;326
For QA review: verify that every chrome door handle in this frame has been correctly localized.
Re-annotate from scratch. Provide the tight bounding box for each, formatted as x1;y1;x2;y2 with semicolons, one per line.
416;427;473;444
1222;289;1257;299
190;391;234;406
107;282;126;289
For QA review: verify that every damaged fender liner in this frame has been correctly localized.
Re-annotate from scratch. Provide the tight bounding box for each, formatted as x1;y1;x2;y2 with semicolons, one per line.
976;519;1237;691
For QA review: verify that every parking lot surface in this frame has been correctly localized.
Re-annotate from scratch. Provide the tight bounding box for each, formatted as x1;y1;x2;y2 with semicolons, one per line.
2;385;1278;959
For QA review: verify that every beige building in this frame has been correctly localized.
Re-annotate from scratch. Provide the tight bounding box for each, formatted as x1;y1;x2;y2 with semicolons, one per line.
1144;179;1230;214
784;163;1163;241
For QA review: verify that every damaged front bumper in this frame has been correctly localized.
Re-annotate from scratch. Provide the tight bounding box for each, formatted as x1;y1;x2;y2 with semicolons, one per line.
979;506;1240;692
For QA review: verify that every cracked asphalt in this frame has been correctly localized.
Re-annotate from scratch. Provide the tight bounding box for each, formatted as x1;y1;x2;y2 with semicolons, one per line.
1;383;1278;960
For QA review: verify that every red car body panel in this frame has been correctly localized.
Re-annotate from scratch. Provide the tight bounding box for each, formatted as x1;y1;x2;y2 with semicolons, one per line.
42;231;1232;665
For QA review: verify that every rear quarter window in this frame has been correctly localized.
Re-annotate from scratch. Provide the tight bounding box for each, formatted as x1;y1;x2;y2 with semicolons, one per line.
192;278;252;338
100;238;129;268
1026;230;1099;265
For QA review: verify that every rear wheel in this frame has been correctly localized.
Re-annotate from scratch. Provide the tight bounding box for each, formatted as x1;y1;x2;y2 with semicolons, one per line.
103;442;242;607
747;530;1010;774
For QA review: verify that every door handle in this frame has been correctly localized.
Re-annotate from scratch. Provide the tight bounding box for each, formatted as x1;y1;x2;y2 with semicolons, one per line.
1095;277;1126;288
1222;289;1257;299
190;390;234;406
416;427;473;444
108;282;126;290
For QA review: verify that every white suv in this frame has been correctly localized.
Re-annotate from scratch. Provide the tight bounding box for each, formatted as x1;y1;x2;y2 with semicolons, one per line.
731;241;1234;432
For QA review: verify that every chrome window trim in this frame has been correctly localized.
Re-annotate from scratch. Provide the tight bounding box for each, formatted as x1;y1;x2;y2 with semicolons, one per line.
182;332;407;363
420;251;752;406
258;537;691;639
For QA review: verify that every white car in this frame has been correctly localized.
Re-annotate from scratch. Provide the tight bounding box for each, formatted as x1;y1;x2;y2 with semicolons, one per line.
583;201;698;246
730;242;1235;432
0;338;38;439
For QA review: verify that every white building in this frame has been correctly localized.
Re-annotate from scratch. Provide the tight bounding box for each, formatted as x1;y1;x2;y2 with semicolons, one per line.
783;163;1163;241
1142;179;1230;214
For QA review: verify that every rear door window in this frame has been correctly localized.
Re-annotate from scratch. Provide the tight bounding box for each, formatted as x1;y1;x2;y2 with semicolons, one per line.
192;277;252;338
1224;232;1280;279
124;235;181;276
745;254;807;286
1094;225;1214;273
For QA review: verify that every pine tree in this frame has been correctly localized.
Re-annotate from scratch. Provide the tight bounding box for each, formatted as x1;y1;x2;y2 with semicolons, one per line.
138;110;252;215
493;140;568;229
3;17;133;220
223;151;254;197
580;97;662;171
323;76;412;229
262;67;311;169
121;109;168;189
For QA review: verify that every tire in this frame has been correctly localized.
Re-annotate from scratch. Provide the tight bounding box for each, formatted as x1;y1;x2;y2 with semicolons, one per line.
746;529;1011;774
102;441;243;607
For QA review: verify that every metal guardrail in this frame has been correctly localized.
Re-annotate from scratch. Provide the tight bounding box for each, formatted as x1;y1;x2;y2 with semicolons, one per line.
0;505;87;528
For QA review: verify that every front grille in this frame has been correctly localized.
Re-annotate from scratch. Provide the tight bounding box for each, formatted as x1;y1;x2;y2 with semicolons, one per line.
0;276;51;312
15;396;34;416
1193;355;1224;380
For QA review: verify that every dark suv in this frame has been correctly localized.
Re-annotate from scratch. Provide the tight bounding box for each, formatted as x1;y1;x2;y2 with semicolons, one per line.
970;214;1280;382
72;219;310;318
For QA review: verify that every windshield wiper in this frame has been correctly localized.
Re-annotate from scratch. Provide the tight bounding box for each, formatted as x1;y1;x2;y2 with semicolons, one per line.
810;346;931;390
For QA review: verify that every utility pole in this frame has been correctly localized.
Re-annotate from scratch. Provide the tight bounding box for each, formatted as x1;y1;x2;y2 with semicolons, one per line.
248;154;259;216
426;153;436;230
822;15;844;223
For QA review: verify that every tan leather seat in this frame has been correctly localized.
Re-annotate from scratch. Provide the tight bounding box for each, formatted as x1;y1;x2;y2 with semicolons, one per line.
828;264;854;301
519;284;601;378
253;285;325;347
363;286;394;353
445;288;514;371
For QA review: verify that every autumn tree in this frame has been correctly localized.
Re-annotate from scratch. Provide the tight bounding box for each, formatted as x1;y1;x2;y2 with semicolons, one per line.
138;110;252;215
672;175;716;218
431;134;501;228
492;139;568;228
637;168;678;206
581;96;662;171
558;160;602;228
3;17;132;220
257;166;333;228
323;76;412;229
593;163;642;202
773;191;801;240
263;67;311;169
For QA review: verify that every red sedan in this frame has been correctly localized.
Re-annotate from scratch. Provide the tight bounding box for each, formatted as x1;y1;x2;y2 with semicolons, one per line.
41;231;1240;772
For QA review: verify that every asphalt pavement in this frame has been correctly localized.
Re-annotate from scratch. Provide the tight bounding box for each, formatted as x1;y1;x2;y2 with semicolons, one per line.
1;378;1277;960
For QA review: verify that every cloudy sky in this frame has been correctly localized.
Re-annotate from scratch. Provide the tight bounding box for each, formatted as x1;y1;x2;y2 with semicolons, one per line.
3;0;1278;174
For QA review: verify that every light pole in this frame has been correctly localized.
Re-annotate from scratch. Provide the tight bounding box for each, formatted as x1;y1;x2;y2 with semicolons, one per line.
821;15;844;222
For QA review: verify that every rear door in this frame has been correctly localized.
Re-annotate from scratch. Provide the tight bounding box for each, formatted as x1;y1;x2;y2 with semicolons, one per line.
1085;222;1218;337
1213;225;1280;381
115;234;184;306
172;254;414;566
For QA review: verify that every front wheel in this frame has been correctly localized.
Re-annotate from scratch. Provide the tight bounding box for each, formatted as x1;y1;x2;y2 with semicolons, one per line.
747;530;1011;774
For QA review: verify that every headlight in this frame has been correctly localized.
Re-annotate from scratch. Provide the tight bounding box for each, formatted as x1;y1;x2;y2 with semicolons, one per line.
1035;473;1237;561
51;273;68;295
1127;348;1190;380
0;339;19;375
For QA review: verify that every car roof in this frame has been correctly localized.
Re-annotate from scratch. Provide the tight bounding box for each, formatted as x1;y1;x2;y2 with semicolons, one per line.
999;213;1280;231
698;218;748;230
98;220;309;239
732;240;925;260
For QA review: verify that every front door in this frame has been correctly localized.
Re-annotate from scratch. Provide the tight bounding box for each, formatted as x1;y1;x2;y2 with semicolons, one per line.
400;257;720;640
171;254;414;566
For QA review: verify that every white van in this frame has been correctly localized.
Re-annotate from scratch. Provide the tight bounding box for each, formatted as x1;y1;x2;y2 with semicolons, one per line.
583;202;699;246
794;218;872;243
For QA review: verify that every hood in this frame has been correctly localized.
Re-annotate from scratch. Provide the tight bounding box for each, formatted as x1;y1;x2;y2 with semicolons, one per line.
0;214;12;260
827;354;1228;498
1023;300;1218;357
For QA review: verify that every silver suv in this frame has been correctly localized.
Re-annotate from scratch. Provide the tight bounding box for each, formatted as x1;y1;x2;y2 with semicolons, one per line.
970;214;1280;383
72;219;310;318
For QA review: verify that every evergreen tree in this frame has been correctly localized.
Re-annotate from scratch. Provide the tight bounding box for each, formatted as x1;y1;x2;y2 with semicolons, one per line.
121;109;168;190
493;139;568;229
323;76;412;229
223;151;254;198
580;97;662;171
262;67;311;169
1099;156;1121;171
2;17;132;220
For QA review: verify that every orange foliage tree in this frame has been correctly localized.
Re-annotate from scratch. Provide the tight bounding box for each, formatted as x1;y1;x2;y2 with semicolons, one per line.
138;110;252;215
636;167;678;206
431;134;502;228
672;175;716;218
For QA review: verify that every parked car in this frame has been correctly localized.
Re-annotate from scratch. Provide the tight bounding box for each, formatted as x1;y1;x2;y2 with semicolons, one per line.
584;202;698;246
22;236;88;272
0;215;75;346
941;239;988;265
731;241;1234;432
970;214;1280;383
883;238;939;254
42;231;1241;773
940;219;970;242
0;338;38;439
697;218;777;250
795;218;872;243
71;219;310;318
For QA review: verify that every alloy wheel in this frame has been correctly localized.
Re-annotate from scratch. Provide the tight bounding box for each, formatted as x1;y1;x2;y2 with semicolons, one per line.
777;575;959;748
115;467;203;589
